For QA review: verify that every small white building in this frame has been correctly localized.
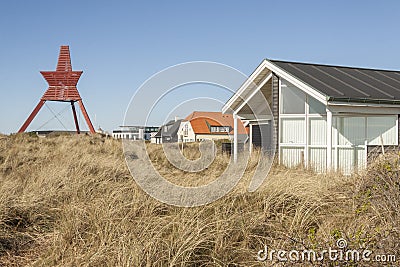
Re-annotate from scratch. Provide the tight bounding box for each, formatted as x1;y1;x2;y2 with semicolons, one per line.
177;120;196;142
223;59;400;174
112;126;159;140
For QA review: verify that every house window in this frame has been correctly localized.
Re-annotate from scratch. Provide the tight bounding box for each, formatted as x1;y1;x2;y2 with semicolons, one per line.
367;116;397;145
184;124;189;136
210;126;230;133
281;84;306;114
337;117;365;146
308;96;326;114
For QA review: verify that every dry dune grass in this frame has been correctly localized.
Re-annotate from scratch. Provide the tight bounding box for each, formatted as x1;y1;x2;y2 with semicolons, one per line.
0;134;398;266
146;142;231;187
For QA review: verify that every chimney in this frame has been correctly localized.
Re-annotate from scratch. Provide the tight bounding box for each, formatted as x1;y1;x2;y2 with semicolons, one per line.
175;116;179;122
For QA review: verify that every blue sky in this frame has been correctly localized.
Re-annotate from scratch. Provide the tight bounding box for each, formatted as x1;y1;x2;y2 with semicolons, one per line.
1;0;400;134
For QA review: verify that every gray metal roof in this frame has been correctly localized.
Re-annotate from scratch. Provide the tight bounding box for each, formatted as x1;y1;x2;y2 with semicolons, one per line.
154;119;183;138
269;60;400;104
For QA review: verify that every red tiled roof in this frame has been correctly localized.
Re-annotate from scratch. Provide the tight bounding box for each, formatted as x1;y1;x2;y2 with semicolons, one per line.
185;111;247;135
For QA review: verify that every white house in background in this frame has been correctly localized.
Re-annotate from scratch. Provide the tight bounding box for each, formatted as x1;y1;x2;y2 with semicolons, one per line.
112;126;159;140
176;111;248;143
177;120;195;142
223;59;400;174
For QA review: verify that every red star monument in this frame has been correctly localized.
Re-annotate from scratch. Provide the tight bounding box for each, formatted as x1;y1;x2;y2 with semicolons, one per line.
19;46;95;134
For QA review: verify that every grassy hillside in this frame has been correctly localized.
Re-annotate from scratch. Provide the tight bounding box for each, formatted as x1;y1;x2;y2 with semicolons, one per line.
0;134;398;266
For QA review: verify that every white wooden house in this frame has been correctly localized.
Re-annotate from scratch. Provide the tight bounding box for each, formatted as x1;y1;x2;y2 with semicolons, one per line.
223;59;400;174
177;120;196;143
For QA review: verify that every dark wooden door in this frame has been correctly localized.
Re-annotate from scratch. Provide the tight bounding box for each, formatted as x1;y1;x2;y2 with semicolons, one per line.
252;123;272;151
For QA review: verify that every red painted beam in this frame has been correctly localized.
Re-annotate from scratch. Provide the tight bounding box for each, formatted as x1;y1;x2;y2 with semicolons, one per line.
18;100;45;133
78;100;95;134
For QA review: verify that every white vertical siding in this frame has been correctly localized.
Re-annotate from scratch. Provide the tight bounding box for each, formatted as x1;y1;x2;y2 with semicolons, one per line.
337;147;366;175
309;118;327;145
357;147;366;170
281;147;304;168
332;148;336;171
338;147;354;174
281;118;305;144
309;147;326;173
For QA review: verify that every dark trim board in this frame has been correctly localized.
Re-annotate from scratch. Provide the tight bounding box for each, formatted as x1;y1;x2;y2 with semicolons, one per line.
272;73;279;152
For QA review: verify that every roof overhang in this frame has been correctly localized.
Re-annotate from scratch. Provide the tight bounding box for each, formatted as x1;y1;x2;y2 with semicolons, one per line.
223;60;271;114
223;59;400;116
222;59;329;115
328;101;400;114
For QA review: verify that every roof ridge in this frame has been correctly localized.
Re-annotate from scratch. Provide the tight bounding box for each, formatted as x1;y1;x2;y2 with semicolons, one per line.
268;59;400;73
